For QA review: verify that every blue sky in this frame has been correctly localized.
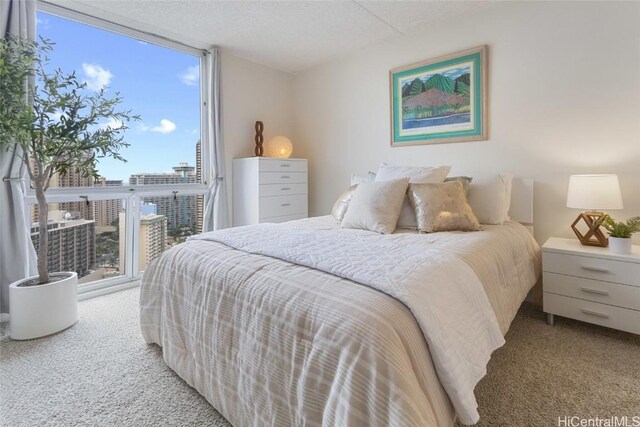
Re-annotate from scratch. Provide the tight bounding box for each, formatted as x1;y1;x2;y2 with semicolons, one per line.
37;12;201;183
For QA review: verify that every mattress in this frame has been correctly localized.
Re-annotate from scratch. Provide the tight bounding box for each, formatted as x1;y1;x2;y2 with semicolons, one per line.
140;216;541;426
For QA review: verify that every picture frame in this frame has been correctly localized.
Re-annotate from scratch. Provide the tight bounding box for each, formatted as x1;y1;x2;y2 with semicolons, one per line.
390;45;488;146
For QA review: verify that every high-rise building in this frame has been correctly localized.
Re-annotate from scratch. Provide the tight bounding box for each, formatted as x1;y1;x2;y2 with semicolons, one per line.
93;178;123;227
118;212;167;273
31;167;96;223
53;168;96;220
30;212;96;279
129;162;197;232
196;141;204;233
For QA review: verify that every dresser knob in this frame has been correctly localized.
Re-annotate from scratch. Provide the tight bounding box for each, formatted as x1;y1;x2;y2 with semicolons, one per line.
580;287;609;296
580;265;610;273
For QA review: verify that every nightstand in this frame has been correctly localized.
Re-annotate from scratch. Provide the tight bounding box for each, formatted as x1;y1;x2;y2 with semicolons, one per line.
542;237;640;334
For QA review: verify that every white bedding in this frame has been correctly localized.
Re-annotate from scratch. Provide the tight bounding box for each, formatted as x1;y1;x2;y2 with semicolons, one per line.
140;216;541;426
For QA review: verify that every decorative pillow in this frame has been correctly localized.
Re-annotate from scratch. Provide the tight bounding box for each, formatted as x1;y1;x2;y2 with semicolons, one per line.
331;185;357;223
466;173;514;225
374;162;451;229
407;181;481;233
350;171;376;186
375;162;451;182
444;176;473;196
341;178;409;234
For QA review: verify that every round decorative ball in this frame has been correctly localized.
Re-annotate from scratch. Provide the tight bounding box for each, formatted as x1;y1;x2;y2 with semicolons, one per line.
264;136;293;158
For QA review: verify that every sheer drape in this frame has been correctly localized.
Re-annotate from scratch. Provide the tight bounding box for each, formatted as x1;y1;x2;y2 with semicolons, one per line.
202;47;229;232
0;0;38;314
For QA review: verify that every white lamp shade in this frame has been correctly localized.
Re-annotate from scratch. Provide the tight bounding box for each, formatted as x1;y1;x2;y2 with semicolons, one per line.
566;174;623;210
264;136;293;158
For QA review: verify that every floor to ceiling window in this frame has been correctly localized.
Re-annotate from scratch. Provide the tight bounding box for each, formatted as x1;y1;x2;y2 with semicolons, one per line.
28;5;209;296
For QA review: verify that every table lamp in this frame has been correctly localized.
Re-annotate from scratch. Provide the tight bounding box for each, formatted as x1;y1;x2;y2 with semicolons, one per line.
566;174;623;247
264;136;293;158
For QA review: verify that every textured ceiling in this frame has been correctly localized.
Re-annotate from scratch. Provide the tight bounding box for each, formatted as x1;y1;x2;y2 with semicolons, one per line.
48;0;493;73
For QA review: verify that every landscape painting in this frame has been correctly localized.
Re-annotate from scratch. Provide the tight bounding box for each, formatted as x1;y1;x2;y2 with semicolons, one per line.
390;45;487;146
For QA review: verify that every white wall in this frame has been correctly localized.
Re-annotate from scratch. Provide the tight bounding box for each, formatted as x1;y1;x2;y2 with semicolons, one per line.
221;52;294;220
292;1;640;244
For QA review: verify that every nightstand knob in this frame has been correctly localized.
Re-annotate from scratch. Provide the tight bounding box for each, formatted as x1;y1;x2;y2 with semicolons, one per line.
580;309;610;319
580;265;610;273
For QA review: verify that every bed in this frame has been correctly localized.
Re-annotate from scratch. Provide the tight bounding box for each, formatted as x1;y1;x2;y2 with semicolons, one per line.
140;178;541;427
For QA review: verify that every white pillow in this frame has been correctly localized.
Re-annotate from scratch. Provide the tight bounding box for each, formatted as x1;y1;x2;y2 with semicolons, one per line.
466;173;514;225
374;163;451;228
350;172;376;186
341;178;409;234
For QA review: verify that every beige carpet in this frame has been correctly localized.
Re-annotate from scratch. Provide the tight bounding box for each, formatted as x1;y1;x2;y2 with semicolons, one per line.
1;287;638;426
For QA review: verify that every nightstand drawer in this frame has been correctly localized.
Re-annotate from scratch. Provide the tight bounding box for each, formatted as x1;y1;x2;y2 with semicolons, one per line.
259;159;307;173
544;272;640;311
259;194;307;219
259;171;308;184
544;293;640;335
259;183;307;197
543;252;640;287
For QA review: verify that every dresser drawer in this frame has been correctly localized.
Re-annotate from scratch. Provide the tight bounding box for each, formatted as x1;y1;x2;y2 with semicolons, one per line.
544;293;640;335
259;194;307;219
259;159;307;173
544;272;640;311
259;171;307;185
543;252;640;287
260;213;307;224
259;183;307;197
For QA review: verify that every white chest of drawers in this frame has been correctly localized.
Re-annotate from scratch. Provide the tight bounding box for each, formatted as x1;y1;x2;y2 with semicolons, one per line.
232;157;308;226
542;237;640;334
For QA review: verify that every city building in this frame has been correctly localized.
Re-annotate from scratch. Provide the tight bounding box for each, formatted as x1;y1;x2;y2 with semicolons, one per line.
118;212;167;273
30;212;96;279
93;178;124;227
129;162;197;232
31;167;95;223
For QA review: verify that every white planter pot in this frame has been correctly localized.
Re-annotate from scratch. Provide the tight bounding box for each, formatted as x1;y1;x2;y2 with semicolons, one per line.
608;237;632;254
9;272;78;340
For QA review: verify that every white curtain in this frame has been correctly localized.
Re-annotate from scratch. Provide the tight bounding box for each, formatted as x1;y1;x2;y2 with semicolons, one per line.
0;0;38;314
202;47;229;232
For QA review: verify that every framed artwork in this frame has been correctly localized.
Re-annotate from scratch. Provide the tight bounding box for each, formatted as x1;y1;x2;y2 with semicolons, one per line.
390;45;488;146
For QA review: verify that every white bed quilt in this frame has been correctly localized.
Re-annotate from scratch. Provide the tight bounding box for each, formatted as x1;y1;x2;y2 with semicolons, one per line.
188;221;504;424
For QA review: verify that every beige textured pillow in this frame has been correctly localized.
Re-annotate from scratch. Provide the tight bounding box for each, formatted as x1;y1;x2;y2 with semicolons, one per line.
444;176;473;196
374;163;451;229
407;181;481;233
341;178;409;234
331;185;357;223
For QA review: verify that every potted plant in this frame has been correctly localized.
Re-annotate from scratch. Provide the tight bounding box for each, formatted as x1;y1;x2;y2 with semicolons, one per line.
0;36;139;340
601;215;640;254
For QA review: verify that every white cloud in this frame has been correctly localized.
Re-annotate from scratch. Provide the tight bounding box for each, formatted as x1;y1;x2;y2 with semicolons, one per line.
141;119;176;134
179;66;199;86
49;110;65;123
100;117;124;130
82;63;113;91
37;18;50;30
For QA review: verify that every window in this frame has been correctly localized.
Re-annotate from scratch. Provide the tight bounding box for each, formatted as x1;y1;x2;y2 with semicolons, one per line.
28;5;210;293
36;11;202;188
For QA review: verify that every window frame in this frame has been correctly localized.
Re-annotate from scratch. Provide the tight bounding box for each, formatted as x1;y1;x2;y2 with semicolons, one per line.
30;2;212;295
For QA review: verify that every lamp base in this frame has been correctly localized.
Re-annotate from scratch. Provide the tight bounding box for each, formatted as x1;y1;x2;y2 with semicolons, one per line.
571;211;608;247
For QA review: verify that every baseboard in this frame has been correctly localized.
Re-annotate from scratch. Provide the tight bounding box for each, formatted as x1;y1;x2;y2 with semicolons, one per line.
78;280;140;302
